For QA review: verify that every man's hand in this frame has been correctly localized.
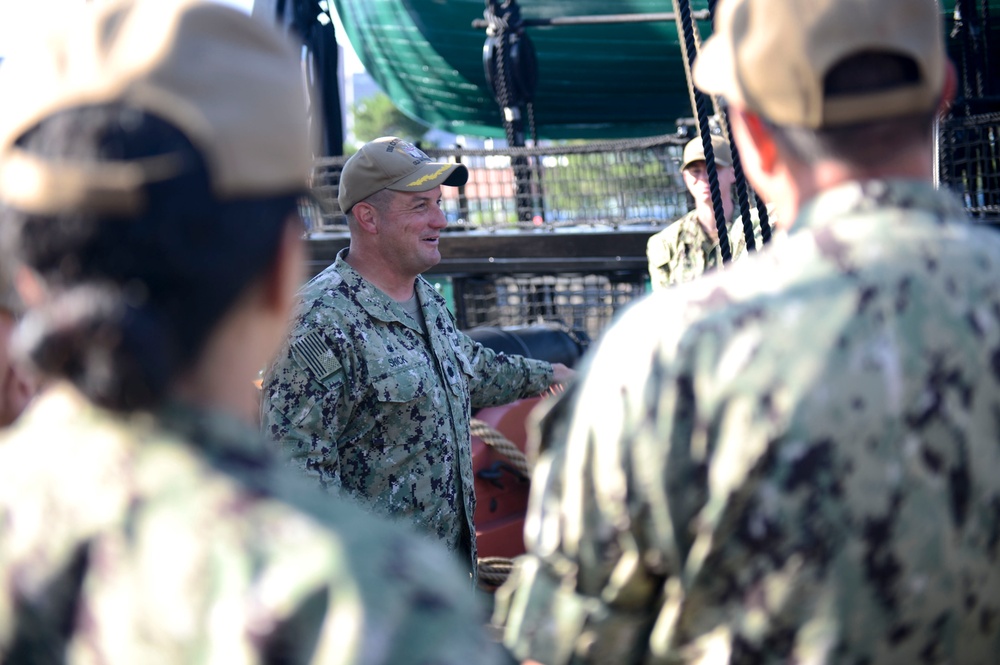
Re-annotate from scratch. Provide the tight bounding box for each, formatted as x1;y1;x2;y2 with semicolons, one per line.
549;363;575;390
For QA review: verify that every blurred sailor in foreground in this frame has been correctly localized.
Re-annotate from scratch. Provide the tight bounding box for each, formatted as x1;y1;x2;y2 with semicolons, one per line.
0;1;508;662
495;0;1000;662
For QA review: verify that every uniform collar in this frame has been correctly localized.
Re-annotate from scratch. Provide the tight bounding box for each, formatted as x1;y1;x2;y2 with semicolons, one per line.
333;248;432;332
792;179;966;235
21;382;271;463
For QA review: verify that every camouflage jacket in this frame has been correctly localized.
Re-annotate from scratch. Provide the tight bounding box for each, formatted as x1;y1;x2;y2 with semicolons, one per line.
261;250;553;575
496;180;1000;664
646;208;764;290
0;383;507;664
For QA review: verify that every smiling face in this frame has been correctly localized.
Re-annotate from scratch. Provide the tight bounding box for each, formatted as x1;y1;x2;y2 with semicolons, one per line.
374;186;449;278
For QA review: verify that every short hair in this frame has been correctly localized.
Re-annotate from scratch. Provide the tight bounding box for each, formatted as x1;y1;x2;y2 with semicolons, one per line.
765;51;938;167
0;104;299;411
346;187;395;224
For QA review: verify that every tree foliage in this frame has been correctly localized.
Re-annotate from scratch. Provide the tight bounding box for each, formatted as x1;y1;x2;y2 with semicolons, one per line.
351;92;429;147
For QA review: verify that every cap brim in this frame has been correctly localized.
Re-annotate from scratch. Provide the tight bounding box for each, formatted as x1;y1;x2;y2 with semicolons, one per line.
387;162;469;193
680;157;733;171
680;157;701;171
0;145;184;216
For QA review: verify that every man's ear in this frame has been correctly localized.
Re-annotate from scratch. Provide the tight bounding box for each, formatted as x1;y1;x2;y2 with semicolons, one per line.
351;201;379;235
729;106;781;198
734;108;779;177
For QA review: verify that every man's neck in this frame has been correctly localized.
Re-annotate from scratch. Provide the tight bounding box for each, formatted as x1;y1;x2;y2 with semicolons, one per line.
695;200;736;241
788;148;935;228
171;301;276;426
343;247;417;301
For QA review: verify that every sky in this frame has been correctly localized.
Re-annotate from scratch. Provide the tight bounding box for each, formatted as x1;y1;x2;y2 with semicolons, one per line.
0;0;362;73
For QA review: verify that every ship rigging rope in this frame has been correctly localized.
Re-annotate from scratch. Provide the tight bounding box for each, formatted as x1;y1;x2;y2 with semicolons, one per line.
671;0;732;262
671;0;772;252
484;0;540;223
702;0;772;245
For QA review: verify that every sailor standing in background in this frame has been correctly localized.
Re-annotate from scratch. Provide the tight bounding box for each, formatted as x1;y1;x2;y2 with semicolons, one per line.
646;135;764;289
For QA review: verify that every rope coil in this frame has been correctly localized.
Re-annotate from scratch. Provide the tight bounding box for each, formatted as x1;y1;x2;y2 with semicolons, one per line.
472;417;531;588
471;417;531;477
478;556;516;588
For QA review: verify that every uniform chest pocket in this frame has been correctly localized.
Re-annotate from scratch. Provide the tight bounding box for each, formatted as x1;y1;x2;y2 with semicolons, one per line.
368;356;432;404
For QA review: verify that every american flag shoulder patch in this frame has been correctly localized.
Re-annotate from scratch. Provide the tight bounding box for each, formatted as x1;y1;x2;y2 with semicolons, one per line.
291;331;341;381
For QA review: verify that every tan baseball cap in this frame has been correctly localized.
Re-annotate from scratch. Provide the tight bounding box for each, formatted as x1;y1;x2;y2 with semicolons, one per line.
693;0;946;128
681;135;733;171
338;137;469;213
0;0;312;216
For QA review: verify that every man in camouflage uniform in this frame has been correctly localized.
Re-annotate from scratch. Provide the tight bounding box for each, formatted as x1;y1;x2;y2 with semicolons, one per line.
646;135;761;289
0;2;508;661
261;137;574;579
495;0;1000;662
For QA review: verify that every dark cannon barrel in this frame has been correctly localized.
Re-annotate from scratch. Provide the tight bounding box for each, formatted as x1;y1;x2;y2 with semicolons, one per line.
466;322;589;368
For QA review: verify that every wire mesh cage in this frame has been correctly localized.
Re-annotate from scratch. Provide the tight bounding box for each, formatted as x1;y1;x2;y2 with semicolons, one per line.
309;135;693;233
452;271;647;341
938;111;1000;224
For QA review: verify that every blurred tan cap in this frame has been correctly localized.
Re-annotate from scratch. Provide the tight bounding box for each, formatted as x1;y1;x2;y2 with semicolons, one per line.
693;0;946;128
0;0;312;216
681;135;733;171
339;136;468;214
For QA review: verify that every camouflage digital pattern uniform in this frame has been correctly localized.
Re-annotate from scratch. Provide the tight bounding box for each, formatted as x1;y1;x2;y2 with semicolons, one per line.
262;249;553;575
496;180;1000;664
0;383;507;665
646;209;763;290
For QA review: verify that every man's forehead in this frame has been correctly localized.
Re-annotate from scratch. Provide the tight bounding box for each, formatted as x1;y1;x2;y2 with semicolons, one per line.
389;185;441;203
684;161;733;171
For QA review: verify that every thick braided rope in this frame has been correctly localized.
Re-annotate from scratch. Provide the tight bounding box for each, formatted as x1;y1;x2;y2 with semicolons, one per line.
471;417;530;588
702;0;771;244
478;556;516;588
673;0;731;262
470;417;531;477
